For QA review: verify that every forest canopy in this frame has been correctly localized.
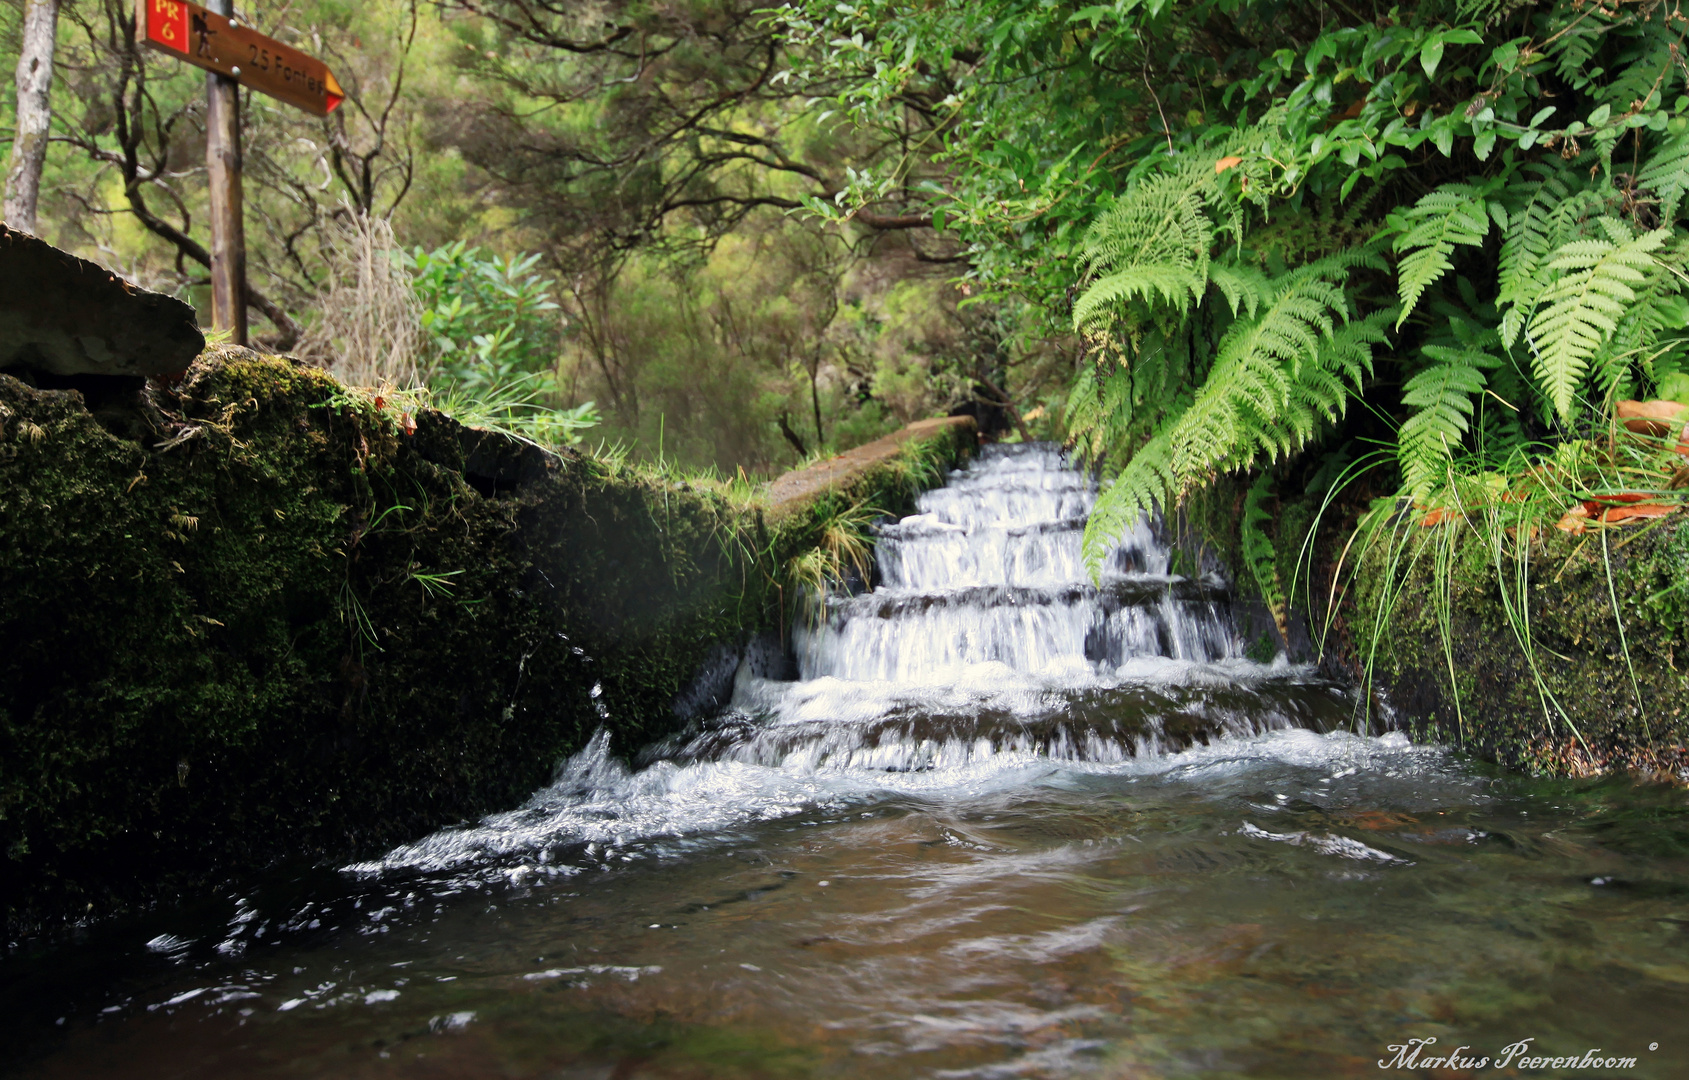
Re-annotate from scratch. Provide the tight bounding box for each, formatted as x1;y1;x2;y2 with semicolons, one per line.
6;0;1689;573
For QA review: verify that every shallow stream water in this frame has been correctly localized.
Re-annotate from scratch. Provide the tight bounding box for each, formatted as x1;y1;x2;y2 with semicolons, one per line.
6;446;1688;1078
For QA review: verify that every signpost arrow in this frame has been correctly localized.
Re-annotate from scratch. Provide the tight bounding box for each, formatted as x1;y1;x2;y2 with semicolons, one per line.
137;0;344;116
135;0;344;344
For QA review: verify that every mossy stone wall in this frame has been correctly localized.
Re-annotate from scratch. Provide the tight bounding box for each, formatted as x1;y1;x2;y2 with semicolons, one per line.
1181;472;1688;777
0;349;971;939
1349;518;1689;777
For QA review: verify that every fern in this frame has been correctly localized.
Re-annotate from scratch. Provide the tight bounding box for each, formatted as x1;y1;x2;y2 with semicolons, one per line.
1526;221;1669;421
1597;34;1679;119
1079;255;1388;573
1084;431;1180;575
1241;472;1290;649
1065;359;1137;461
1393;184;1493;328
1397;345;1496;499
1073;164;1220;328
1637;135;1689;225
1597;240;1689;396
1168;256;1383;477
1074;264;1209;324
1208;261;1272;318
1495;169;1601;349
1550;19;1604;91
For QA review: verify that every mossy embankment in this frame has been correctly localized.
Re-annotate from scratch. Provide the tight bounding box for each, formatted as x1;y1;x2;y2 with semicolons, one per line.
1185;473;1689;779
1348;517;1689;777
0;348;974;939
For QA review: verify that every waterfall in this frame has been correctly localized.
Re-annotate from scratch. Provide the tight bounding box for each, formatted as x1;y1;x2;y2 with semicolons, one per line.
793;443;1238;683
662;443;1341;772
353;442;1348;878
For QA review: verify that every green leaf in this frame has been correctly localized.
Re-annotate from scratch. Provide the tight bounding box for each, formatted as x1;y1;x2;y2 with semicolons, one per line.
1421;38;1446;79
1397;345;1494;498
1393;184;1493;328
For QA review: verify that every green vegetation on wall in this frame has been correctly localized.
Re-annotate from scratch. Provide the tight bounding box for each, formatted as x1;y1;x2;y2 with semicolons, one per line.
0;349;971;939
1351;515;1689;776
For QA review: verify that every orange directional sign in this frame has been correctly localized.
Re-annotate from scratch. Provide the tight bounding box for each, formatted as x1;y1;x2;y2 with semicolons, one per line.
136;0;344;116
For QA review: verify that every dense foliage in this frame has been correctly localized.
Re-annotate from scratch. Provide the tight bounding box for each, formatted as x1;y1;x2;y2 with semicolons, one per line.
8;0;1689;504
784;0;1689;569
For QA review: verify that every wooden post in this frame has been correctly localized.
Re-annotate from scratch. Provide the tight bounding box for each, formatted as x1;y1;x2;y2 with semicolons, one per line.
204;0;245;344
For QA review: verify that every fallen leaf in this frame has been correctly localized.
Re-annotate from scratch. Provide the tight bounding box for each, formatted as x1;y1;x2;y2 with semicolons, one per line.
1585;492;1654;507
1215;156;1244;174
1600;503;1678;524
1556;505;1593;534
1617;399;1689;437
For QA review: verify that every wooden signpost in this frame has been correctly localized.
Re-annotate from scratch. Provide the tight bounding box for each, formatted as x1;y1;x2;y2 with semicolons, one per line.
136;0;343;344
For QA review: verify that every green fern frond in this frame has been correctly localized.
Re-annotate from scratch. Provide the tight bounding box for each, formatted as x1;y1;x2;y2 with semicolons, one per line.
1498;180;1606;348
1074;164;1221;329
1638;134;1689;224
1072;266;1208;326
1393;185;1493;329
1600;243;1689;392
1526;222;1669;421
1168;266;1349;475
1497;172;1569;348
1397;345;1496;498
1208;261;1272;318
1065;360;1137;462
1550;21;1603;90
1241;472;1289;648
1081;432;1178;573
1598;37;1678;123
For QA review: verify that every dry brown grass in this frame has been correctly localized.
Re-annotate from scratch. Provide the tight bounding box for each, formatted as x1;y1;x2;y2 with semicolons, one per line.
300;206;423;389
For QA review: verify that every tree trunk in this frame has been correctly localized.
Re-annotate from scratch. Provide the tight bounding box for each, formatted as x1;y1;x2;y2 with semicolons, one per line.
810;366;824;450
4;0;59;235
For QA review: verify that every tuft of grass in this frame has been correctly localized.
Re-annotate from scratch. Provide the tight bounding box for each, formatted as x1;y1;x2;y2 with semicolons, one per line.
1320;408;1689;748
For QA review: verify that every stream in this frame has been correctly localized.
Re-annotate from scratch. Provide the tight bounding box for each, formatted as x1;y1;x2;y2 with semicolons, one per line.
6;445;1688;1078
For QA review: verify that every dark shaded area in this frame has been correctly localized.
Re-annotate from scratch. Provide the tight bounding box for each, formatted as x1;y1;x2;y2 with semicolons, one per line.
0;225;203;378
0;348;973;942
0;355;680;938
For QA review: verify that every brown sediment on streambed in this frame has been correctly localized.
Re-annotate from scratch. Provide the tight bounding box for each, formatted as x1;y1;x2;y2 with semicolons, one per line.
0;347;971;940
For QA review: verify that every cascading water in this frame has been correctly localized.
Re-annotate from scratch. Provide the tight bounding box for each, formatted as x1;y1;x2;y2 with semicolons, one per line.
663;442;1344;775
19;442;1685;1080
349;443;1349;876
797;443;1234;679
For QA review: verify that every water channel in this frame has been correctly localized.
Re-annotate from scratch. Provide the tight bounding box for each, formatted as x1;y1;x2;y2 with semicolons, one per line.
6;445;1688;1077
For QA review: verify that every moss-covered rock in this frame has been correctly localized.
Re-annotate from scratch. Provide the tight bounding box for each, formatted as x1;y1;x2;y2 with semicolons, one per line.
0;348;970;940
1349;517;1689;777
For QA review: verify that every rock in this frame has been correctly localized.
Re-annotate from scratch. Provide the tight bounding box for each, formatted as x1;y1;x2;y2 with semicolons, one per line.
0;225;204;378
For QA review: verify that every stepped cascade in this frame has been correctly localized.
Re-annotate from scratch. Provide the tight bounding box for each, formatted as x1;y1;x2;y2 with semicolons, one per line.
798;443;1237;681
660;443;1342;774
